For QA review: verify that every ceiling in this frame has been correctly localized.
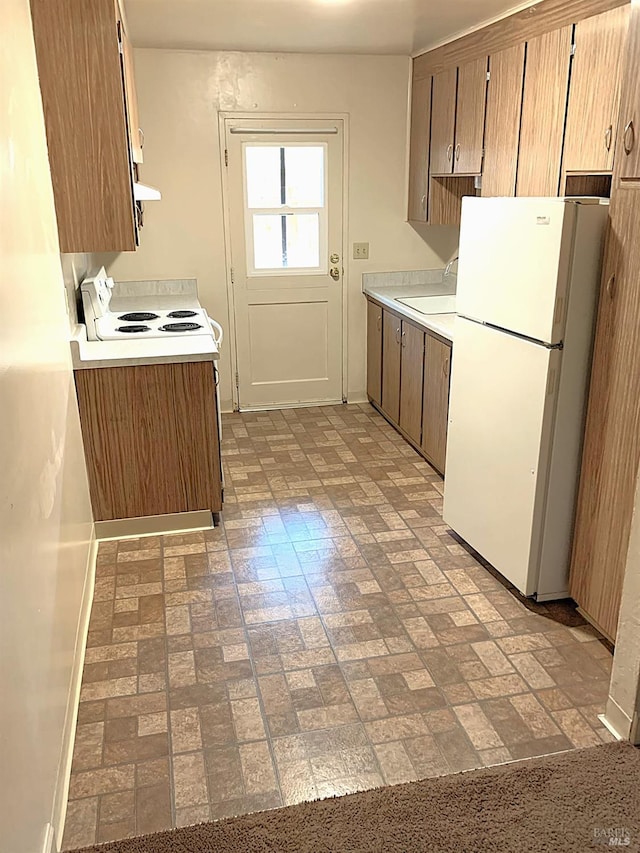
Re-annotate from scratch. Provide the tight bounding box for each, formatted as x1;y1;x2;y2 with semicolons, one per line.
124;0;541;56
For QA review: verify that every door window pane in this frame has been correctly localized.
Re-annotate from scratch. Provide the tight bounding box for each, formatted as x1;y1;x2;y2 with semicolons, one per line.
252;213;320;270
245;147;282;208
245;145;324;209
284;147;324;207
244;142;326;273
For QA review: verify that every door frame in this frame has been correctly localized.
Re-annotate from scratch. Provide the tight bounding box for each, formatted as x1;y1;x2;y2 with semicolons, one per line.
219;111;350;411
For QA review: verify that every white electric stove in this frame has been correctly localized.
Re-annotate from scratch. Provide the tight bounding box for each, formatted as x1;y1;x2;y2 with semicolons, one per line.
81;268;222;343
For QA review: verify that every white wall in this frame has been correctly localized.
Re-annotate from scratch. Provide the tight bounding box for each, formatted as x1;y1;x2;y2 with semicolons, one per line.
103;49;458;409
0;2;95;851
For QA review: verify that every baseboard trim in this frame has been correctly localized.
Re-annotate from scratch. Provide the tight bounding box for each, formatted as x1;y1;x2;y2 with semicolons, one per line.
41;822;55;853
602;696;633;742
95;510;213;540
50;528;98;851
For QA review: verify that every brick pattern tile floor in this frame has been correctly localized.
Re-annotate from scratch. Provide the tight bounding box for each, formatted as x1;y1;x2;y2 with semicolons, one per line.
62;404;614;849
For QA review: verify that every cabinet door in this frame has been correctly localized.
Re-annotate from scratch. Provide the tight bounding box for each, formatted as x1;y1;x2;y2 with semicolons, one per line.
408;76;432;222
570;190;640;640
399;321;425;444
516;27;572;197
620;4;640;181
430;69;457;175
118;18;144;165
75;362;222;521
563;6;629;174
454;57;487;175
366;299;383;406
422;335;451;474
482;44;525;197
381;309;402;423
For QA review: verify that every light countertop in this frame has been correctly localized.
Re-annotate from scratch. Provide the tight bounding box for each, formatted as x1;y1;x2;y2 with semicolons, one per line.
362;272;456;343
70;325;219;370
71;278;219;370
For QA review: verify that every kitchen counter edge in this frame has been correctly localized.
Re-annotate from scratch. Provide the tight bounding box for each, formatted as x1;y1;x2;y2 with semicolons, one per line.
70;325;220;370
363;288;455;343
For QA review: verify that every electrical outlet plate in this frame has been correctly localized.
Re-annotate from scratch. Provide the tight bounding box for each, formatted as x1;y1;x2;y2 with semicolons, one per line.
353;242;369;260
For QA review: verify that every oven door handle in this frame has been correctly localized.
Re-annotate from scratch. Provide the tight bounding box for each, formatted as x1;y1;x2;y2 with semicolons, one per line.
206;315;223;348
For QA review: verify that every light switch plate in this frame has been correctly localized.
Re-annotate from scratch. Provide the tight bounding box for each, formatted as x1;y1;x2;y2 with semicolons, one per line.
353;242;369;260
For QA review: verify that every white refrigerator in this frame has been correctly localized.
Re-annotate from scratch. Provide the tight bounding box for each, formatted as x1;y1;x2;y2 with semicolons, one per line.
443;196;608;601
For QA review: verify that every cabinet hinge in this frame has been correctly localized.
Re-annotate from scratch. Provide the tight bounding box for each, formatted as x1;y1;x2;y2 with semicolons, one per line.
230;267;235;284
570;43;576;56
235;370;240;388
224;149;229;166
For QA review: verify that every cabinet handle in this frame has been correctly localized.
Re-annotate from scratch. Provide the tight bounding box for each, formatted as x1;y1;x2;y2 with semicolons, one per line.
624;120;635;155
395;327;401;344
455;144;461;162
446;143;453;162
139;128;145;149
605;125;613;152
401;330;407;348
376;314;381;332
443;357;450;378
421;194;426;209
606;273;616;300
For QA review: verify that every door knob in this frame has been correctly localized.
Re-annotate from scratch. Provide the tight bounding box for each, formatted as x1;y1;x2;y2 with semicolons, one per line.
330;267;340;281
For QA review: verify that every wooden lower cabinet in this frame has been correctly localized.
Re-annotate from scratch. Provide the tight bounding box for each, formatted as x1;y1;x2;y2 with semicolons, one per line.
366;297;452;475
569;187;640;641
366;299;382;405
75;360;222;521
422;335;452;474
399;321;425;444
381;309;402;422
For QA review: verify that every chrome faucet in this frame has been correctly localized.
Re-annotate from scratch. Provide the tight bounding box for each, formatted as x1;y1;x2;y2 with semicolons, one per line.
444;253;459;281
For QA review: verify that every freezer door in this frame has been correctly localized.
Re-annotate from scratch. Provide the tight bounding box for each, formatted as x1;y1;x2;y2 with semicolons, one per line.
457;197;576;344
443;319;561;596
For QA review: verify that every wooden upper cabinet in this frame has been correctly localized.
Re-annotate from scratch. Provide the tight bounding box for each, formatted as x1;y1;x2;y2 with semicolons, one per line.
430;69;458;175
619;3;640;181
454;57;488;175
482;44;525;197
516;26;573;197
366;299;383;406
30;0;140;252
563;6;630;174
117;4;144;165
408;76;432;222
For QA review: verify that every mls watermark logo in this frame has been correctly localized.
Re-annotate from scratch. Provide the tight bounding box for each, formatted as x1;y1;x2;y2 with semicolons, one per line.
592;827;633;848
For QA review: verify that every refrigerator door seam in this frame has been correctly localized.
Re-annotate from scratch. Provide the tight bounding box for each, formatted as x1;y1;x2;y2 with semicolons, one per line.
458;315;564;349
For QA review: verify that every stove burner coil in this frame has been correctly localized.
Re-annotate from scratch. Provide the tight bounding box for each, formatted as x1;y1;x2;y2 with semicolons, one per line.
116;325;151;333
117;312;159;322
159;322;203;332
167;310;198;318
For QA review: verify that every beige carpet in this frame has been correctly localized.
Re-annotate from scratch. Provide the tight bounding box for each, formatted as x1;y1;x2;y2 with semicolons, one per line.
72;743;640;852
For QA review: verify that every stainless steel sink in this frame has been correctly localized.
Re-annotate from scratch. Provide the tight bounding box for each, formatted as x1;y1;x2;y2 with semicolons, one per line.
395;295;456;315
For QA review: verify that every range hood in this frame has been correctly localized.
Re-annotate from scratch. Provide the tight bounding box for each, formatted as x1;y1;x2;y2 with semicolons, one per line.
133;181;161;201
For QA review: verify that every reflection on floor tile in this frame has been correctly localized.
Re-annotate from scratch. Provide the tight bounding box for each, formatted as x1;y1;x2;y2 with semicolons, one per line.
62;404;614;848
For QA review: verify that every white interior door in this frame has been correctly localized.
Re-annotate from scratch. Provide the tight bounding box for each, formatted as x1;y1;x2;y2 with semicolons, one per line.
225;118;344;409
457;196;576;344
443;318;561;596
